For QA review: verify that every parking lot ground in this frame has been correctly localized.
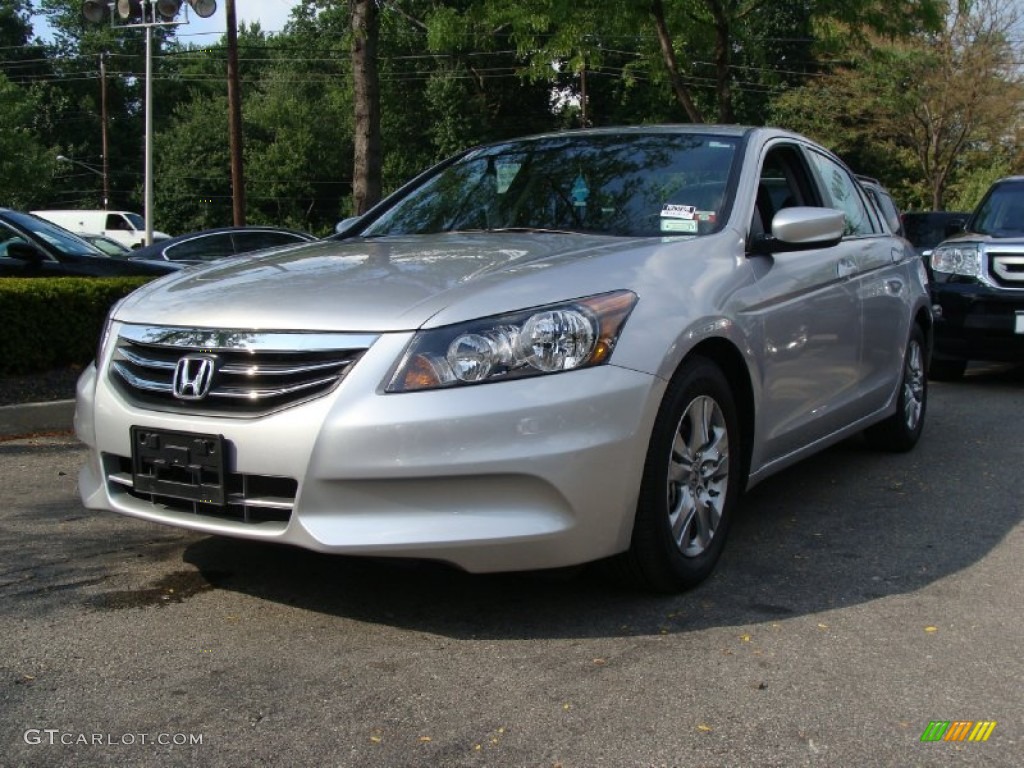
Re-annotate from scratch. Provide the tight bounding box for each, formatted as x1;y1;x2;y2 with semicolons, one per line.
1;366;1022;767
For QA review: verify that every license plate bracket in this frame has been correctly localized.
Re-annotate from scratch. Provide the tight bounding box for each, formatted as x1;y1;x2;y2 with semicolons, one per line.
131;427;226;505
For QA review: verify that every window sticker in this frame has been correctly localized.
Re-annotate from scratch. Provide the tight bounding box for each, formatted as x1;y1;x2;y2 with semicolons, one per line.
661;218;699;234
661;204;697;220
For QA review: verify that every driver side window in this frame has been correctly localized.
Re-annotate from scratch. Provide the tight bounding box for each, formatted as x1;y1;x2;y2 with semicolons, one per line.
0;223;28;259
752;144;813;238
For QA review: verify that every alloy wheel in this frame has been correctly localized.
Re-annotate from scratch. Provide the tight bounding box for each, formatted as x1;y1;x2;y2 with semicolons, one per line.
666;395;730;558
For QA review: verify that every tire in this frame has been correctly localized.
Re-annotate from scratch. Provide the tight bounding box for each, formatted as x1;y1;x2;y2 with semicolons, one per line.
929;357;967;381
865;324;927;452
618;357;743;593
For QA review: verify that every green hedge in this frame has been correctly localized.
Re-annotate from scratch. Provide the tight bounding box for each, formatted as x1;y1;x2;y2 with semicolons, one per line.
0;277;153;374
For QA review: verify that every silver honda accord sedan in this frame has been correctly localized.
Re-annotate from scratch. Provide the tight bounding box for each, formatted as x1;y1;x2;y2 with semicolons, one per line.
75;125;931;591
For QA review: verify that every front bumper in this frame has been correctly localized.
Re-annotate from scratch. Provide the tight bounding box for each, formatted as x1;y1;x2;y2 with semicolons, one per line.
76;332;663;573
931;281;1024;362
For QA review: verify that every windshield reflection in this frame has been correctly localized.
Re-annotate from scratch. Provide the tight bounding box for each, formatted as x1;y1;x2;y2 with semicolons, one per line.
6;210;99;257
362;133;741;239
972;181;1024;236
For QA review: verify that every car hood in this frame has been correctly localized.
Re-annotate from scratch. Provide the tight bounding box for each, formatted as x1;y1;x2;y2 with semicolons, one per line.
114;232;657;332
943;231;1024;245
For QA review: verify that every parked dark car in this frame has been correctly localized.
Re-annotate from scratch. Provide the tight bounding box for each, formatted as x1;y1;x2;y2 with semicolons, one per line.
902;211;968;259
128;226;317;265
929;176;1024;379
0;209;178;277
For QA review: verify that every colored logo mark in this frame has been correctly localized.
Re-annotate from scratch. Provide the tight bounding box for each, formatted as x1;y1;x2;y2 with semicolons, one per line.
920;721;997;742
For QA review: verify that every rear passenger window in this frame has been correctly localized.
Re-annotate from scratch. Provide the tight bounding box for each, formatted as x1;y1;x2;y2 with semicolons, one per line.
808;151;877;237
232;231;308;252
165;234;236;262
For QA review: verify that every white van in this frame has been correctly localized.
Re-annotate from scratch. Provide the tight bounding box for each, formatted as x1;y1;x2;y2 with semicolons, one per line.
31;210;170;249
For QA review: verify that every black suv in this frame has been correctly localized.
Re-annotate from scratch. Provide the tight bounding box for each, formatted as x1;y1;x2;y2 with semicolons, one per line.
929;176;1024;379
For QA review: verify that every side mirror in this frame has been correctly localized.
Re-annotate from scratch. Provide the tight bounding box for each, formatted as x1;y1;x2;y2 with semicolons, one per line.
750;207;846;255
334;216;361;236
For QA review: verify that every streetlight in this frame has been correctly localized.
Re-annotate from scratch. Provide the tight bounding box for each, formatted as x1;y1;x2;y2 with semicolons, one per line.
81;1;218;245
56;155;110;209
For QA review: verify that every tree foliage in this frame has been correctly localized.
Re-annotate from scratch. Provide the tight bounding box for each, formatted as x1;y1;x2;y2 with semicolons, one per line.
4;0;1022;235
773;0;1023;210
0;2;54;207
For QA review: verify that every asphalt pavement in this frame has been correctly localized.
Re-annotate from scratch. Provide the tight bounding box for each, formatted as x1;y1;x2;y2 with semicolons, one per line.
1;365;1022;767
0;398;75;439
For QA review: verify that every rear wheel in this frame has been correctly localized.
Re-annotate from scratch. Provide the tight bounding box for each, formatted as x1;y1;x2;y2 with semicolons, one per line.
865;324;927;452
620;357;743;592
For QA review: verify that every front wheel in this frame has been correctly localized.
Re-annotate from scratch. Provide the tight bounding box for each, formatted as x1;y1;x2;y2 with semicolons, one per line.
619;357;743;593
864;324;927;452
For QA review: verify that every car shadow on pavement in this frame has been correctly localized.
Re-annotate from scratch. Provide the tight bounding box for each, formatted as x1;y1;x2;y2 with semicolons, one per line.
177;364;1024;640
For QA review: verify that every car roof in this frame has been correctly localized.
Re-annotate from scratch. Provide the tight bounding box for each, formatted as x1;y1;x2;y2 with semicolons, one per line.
156;225;314;242
460;125;794;154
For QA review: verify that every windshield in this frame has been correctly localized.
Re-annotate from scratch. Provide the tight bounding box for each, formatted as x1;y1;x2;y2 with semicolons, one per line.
361;132;742;238
5;210;99;257
970;180;1024;236
123;212;144;229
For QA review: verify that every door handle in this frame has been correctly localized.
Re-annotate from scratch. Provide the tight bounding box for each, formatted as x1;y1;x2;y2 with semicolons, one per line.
837;258;857;278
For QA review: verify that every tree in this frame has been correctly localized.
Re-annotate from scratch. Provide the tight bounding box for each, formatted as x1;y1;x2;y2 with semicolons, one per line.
351;0;381;214
153;20;354;234
0;73;55;207
473;1;943;125
772;0;1023;210
35;0;194;211
0;2;55;207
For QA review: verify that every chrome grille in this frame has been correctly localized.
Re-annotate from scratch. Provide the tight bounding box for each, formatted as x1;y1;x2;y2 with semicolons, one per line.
989;251;1024;288
109;324;378;416
983;246;1024;290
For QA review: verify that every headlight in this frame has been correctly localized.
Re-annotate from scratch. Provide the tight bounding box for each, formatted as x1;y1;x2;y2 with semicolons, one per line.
931;244;982;277
385;290;638;392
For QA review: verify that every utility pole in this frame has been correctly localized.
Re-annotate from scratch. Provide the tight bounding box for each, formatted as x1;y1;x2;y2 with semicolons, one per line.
100;52;110;209
226;0;245;225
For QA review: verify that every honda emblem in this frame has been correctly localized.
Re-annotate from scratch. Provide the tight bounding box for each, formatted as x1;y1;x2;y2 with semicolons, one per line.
172;354;217;400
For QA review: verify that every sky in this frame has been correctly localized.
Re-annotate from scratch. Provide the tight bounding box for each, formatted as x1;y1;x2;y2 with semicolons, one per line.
31;1;303;43
172;0;302;43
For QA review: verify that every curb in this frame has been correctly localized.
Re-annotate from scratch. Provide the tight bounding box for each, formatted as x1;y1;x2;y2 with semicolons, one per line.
0;400;76;439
